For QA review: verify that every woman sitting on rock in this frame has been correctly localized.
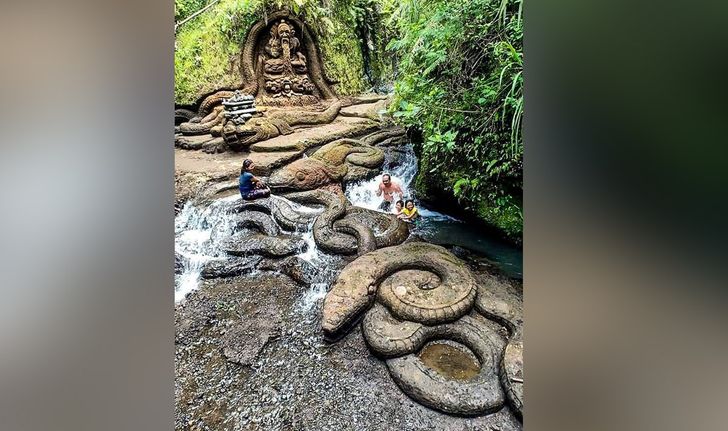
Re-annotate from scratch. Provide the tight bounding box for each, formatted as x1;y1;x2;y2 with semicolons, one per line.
400;199;419;223
239;159;270;200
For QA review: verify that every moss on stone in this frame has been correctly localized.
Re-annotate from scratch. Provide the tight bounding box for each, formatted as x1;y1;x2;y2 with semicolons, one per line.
175;0;371;105
318;22;367;96
415;150;522;243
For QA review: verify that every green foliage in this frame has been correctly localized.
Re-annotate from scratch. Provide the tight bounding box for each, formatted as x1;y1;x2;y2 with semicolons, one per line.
175;0;385;105
173;0;523;239
175;0;208;22
387;0;523;239
175;0;262;105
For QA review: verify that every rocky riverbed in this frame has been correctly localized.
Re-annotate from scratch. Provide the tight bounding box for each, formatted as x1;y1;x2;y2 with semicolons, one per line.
175;251;522;430
174;98;523;430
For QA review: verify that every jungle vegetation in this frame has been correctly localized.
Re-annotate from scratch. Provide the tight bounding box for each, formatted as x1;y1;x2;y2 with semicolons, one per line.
175;0;523;241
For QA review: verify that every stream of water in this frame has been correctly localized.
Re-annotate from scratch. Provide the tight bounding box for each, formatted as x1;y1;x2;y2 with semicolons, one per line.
174;195;239;303
175;138;522;303
344;143;523;279
174;194;341;304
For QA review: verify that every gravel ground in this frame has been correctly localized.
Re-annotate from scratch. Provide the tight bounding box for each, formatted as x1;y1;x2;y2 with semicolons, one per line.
175;263;522;430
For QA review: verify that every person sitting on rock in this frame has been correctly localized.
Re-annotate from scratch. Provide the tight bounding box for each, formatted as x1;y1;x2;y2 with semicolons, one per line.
393;199;405;218
239;159;270;200
400;199;419;223
376;173;403;212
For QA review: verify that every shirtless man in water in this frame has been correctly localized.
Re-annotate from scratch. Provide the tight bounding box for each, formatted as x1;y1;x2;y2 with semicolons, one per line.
376;173;403;211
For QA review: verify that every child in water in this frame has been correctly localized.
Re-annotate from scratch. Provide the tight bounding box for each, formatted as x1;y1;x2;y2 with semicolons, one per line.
393;200;405;218
400;199;419;223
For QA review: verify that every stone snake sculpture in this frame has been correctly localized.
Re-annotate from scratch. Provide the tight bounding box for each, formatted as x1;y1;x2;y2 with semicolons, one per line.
321;241;524;418
362;303;506;415
282;189;409;256
177;97;341;142
195;196;319;278
175;108;197;125
229;196;318;232
217;210;307;258
179;105;225;136
176;10;339;137
474;276;524;419
268;138;384;191
212;101;343;151
191;181;319;232
321;242;477;340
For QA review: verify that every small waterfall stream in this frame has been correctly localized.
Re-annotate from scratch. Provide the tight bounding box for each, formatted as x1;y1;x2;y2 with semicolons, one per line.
174;194;343;305
345;143;454;221
277;197;343;313
174;195;240;303
345;142;523;279
175;137;522;304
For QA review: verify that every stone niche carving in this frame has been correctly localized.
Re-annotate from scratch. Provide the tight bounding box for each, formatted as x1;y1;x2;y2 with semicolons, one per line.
240;10;338;106
258;19;316;104
175;10;339;139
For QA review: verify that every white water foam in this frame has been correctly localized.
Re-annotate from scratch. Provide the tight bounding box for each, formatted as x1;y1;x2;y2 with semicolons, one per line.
344;143;457;221
175;191;341;311
174;196;241;303
345;144;417;211
294;222;342;313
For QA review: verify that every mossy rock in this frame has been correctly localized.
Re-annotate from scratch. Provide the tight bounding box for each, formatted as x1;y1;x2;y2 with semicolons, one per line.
175;0;373;105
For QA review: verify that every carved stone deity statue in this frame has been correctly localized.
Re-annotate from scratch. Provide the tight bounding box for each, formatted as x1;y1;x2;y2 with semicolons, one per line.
262;19;315;101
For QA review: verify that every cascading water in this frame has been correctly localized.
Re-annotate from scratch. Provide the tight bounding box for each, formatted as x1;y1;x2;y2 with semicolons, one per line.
175;136;521;305
175;192;346;306
295;224;342;313
268;196;343;314
345;142;454;220
174;195;242;303
345;139;523;279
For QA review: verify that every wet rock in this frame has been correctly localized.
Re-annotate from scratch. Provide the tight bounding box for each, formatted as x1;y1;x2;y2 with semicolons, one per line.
201;256;263;279
174;171;213;214
260;256;317;285
222;303;282;366
228;211;280;236
384;313;507;416
222;232;306;257
322;242;476;340
175;252;187;275
226;195;318;231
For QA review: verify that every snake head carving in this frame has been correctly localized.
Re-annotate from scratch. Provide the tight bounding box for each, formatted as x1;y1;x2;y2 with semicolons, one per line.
268;158;345;191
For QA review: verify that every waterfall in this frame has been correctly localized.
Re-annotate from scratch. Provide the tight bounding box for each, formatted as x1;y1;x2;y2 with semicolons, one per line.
293;218;343;314
175;193;344;306
175;139;521;304
345;143;455;221
174;195;240;303
345;143;418;210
